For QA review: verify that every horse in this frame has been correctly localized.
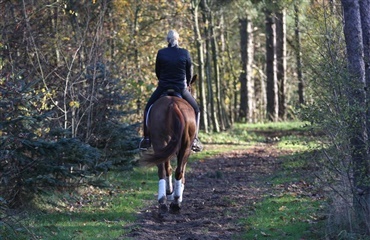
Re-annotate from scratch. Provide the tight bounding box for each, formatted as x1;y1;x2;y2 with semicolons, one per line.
140;76;197;214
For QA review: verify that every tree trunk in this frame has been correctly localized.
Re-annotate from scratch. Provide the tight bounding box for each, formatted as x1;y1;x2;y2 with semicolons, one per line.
361;1;370;87
191;0;208;133
238;18;248;122
342;0;370;234
201;0;219;132
276;9;286;120
265;10;278;122
246;17;255;123
224;18;239;124
219;12;232;128
294;3;304;105
254;67;266;122
360;0;370;233
360;0;370;150
239;17;255;123
210;12;222;131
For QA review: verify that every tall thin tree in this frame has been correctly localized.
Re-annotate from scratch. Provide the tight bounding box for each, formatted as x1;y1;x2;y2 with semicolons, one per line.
342;0;370;233
265;9;278;121
294;2;304;105
238;18;248;122
191;0;209;133
276;8;286;120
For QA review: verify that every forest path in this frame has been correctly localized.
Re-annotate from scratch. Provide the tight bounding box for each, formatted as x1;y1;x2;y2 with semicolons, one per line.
121;143;292;240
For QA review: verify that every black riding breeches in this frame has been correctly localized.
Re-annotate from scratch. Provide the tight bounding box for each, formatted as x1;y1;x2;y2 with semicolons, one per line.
181;89;200;114
144;86;200;114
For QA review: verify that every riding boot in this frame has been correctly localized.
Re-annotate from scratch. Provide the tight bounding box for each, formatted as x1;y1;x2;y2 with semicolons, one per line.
192;112;203;152
139;113;151;150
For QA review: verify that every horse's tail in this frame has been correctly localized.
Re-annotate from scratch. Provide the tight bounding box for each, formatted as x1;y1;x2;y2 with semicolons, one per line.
141;101;184;167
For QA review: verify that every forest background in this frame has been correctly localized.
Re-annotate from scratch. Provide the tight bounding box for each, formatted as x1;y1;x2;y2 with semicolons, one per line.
2;0;370;237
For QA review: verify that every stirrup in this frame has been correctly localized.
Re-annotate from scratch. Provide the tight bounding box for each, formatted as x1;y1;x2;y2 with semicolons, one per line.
191;138;203;152
139;138;151;150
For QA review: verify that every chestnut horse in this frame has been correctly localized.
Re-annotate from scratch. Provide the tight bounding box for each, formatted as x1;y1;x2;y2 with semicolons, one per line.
140;77;197;214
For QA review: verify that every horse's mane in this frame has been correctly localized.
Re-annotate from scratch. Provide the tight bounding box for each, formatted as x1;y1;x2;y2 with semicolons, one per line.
140;98;185;167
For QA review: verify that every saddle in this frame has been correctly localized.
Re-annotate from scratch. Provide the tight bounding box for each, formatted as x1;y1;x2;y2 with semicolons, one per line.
160;88;182;98
146;88;183;127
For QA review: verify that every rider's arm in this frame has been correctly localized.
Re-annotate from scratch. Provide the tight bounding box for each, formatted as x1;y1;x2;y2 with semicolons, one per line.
155;51;161;79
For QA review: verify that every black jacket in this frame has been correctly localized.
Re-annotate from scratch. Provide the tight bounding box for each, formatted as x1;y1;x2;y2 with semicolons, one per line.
155;45;192;90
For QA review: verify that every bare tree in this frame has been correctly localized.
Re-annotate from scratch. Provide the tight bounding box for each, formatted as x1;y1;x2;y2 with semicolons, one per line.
191;0;209;133
238;17;255;122
265;9;278;122
201;0;220;132
294;3;304;105
218;12;232;128
276;8;286;120
238;18;248;122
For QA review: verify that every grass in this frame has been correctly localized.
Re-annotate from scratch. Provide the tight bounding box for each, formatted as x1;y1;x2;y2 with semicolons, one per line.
1;121;325;240
196;121;324;240
233;122;325;239
238;194;324;239
3;168;159;240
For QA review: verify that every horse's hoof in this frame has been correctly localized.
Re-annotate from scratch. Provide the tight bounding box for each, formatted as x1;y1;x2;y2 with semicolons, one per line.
158;203;168;217
170;202;181;213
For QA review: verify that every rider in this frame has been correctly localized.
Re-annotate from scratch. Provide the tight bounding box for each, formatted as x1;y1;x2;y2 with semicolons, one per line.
139;29;203;152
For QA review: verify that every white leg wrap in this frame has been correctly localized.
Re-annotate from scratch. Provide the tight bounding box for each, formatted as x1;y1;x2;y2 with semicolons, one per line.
174;179;184;203
158;179;166;201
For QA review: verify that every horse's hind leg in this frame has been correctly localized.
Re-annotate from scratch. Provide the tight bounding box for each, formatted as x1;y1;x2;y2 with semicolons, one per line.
165;161;174;200
170;167;186;212
170;149;190;212
157;163;168;215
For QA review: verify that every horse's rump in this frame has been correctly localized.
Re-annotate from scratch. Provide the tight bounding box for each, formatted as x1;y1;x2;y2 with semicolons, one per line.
140;96;196;166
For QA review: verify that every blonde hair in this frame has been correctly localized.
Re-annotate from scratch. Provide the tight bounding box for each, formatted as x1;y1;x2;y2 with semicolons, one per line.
167;30;179;47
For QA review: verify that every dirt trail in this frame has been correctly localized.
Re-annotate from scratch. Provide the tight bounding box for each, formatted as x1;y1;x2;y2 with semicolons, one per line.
121;143;289;240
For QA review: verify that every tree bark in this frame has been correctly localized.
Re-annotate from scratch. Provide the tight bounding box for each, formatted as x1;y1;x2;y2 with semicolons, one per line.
246;17;255;123
219;12;232;128
360;0;370;233
238;18;248;122
191;0;208;133
294;3;304;105
210;11;222;131
360;0;370;151
238;17;255;123
265;10;278;122
276;9;286;120
342;0;370;234
201;0;219;132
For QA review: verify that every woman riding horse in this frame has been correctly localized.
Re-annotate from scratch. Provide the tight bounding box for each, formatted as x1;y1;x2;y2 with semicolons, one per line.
139;29;202;152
